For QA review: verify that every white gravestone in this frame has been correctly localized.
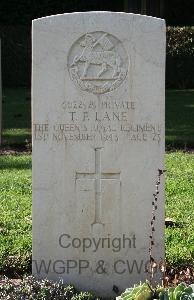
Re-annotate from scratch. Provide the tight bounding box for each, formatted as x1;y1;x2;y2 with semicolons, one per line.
32;12;165;297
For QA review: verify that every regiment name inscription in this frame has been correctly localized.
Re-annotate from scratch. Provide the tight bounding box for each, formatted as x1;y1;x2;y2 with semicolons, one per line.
33;97;162;144
33;122;161;143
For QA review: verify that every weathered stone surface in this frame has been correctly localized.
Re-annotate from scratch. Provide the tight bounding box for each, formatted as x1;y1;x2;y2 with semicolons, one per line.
32;12;165;297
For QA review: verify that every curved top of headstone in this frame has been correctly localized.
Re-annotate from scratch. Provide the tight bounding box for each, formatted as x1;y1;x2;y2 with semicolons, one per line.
33;11;165;24
32;11;165;95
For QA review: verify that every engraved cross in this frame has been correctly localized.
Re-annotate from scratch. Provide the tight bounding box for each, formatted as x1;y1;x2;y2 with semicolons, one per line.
76;148;120;225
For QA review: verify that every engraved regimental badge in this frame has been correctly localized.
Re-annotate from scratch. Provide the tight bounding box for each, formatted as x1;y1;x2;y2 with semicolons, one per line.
68;31;129;94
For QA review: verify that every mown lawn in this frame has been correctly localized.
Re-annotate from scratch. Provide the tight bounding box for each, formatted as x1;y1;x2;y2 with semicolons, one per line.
0;155;32;276
0;152;193;275
1;88;194;148
165;152;194;266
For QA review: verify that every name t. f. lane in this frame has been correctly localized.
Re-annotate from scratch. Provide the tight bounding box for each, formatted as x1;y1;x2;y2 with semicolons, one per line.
67;110;129;122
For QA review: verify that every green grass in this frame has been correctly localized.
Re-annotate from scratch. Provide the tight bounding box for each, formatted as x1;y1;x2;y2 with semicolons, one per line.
0;152;193;275
165;152;194;267
0;155;32;275
1;88;194;148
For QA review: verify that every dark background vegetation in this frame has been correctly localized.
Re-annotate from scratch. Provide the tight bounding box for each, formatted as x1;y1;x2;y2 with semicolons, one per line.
0;0;194;88
1;0;194;25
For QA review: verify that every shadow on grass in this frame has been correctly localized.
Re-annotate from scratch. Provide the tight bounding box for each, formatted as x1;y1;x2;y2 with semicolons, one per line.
2;128;31;146
166;90;194;148
0;156;31;170
2;87;31;130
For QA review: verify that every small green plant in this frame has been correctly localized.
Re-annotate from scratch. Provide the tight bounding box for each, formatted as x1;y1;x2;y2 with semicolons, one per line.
118;282;194;300
158;283;194;300
117;282;153;300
